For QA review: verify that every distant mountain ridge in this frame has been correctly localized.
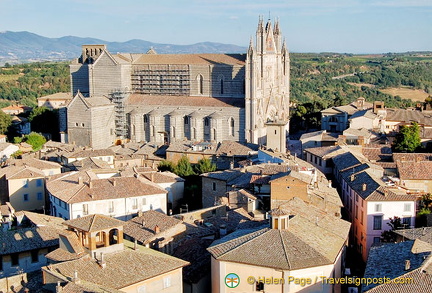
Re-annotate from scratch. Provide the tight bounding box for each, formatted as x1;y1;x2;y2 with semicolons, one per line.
0;31;248;65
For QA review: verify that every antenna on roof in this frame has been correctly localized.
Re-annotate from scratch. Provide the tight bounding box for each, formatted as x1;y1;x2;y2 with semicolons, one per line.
268;11;271;21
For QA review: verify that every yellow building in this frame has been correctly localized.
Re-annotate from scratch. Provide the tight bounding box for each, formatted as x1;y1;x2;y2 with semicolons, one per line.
43;214;189;292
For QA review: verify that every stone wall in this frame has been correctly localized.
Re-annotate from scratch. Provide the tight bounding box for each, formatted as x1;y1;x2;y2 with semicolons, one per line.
201;177;229;208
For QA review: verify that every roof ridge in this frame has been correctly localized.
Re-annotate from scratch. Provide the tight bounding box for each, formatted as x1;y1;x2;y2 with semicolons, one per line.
65;181;88;203
279;230;292;270
209;228;268;258
88;214;97;232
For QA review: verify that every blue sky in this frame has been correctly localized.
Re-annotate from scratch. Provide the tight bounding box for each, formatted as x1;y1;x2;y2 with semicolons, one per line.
0;0;431;53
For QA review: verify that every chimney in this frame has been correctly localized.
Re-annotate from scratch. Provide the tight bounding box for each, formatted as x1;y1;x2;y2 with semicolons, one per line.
134;239;138;250
112;179;116;186
219;224;227;236
154;225;160;234
72;270;80;284
328;180;332;188
89;180;93;188
230;161;234;170
99;252;106;269
405;260;411;271
350;174;355;182
56;281;63;293
150;172;155;182
362;183;367;191
78;177;83;185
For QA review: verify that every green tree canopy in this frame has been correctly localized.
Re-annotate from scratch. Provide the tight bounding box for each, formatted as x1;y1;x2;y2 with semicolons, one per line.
393;122;422;152
24;132;46;151
157;160;175;172
28;106;59;141
0;111;12;134
174;156;195;177
381;216;404;243
194;158;217;174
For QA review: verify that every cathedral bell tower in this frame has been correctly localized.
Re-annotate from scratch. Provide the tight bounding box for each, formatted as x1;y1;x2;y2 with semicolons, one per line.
245;17;290;146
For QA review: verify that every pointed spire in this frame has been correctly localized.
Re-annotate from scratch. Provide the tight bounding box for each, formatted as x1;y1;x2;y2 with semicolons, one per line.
257;15;264;33
274;18;280;35
265;18;272;33
248;36;254;54
282;38;289;54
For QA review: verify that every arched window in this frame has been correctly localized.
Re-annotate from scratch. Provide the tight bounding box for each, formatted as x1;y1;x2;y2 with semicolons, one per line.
204;117;210;127
184;116;189;125
197;74;204;94
220;78;224;95
229;118;235;136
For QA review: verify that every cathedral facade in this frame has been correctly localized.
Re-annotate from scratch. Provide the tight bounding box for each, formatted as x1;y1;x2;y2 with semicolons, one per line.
67;18;290;149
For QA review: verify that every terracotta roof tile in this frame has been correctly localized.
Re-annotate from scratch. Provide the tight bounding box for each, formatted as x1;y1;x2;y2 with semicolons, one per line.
0;226;59;255
128;94;245;108
397;161;432;180
42;246;189;289
46;170;167;204
123;210;184;244
130;53;246;65
64;214;125;232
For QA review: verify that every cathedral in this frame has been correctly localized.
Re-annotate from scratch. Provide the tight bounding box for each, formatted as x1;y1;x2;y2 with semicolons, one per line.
66;17;290;149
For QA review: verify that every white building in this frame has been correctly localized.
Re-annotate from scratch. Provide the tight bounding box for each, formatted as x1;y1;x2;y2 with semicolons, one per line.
333;152;417;261
46;170;167;220
207;201;350;293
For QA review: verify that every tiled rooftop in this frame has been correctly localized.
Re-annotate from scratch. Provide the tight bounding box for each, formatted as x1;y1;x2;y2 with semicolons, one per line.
70;157;112;170
46;170;167;204
0;226;59;255
397;161;432;180
362;145;393;162
385;108;432;125
43;246;189;290
215;140;258;156
123;210;184;244
208;200;350;270
126;53;246;65
128;94;245;108
393;153;432;162
63;148;115;159
64;214;125;232
363;240;432;292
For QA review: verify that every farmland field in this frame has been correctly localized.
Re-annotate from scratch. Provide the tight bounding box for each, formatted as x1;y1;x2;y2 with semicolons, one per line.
0;74;20;82
379;87;430;102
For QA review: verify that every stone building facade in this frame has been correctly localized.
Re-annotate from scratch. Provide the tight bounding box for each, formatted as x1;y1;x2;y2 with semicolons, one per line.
67;18;289;148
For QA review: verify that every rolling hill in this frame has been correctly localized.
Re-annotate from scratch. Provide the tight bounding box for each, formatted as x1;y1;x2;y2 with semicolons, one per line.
0;31;247;65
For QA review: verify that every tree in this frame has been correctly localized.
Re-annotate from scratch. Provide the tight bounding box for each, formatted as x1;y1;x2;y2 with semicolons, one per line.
174;156;195;177
157;160;175;172
24;132;46;151
381;216;403;243
0;111;12;134
393;122;421;152
194;158;217;174
28;107;59;140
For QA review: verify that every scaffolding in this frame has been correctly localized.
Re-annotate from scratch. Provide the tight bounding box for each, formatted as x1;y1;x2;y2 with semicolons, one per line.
110;89;129;138
131;64;190;96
